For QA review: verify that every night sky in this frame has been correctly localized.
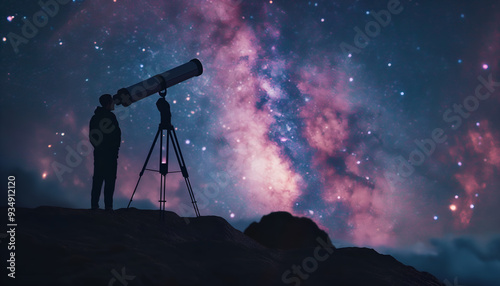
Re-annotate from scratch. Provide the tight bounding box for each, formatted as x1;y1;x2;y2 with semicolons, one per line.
1;0;500;284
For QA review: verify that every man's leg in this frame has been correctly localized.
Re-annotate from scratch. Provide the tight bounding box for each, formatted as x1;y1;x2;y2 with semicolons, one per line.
104;177;116;210
91;155;106;209
91;174;104;209
104;156;118;210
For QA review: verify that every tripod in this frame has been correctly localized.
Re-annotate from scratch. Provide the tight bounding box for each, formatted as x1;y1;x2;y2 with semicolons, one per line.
127;96;200;220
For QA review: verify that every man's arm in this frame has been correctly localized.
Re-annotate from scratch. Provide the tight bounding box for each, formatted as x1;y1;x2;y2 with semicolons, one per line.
110;113;121;151
89;116;97;148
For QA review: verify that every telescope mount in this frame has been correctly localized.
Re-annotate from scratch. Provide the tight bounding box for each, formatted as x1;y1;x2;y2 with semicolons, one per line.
127;90;200;220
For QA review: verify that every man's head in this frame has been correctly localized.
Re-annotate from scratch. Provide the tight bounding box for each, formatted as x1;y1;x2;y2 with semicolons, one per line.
99;94;114;111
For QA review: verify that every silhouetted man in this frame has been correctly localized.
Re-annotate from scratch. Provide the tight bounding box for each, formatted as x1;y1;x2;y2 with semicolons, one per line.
89;94;121;210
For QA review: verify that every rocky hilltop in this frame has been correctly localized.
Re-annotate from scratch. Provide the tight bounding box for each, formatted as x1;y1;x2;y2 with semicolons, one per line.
0;207;444;286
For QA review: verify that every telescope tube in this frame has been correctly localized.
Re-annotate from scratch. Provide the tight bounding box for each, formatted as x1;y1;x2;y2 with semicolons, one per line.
113;59;203;107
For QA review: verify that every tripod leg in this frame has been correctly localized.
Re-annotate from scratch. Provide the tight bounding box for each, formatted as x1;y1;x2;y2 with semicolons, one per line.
170;127;189;177
160;173;166;220
158;129;169;220
183;175;200;217
169;128;201;217
127;127;161;208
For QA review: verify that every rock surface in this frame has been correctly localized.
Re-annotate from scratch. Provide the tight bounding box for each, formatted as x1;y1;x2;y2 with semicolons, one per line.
1;207;444;286
244;211;334;250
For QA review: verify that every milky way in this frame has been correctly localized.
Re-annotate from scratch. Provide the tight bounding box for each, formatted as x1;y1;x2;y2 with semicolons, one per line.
1;2;500;278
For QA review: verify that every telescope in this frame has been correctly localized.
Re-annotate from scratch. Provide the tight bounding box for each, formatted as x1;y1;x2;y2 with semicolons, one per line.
113;59;203;107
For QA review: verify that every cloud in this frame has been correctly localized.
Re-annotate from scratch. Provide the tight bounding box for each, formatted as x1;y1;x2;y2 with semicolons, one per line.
386;235;500;286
